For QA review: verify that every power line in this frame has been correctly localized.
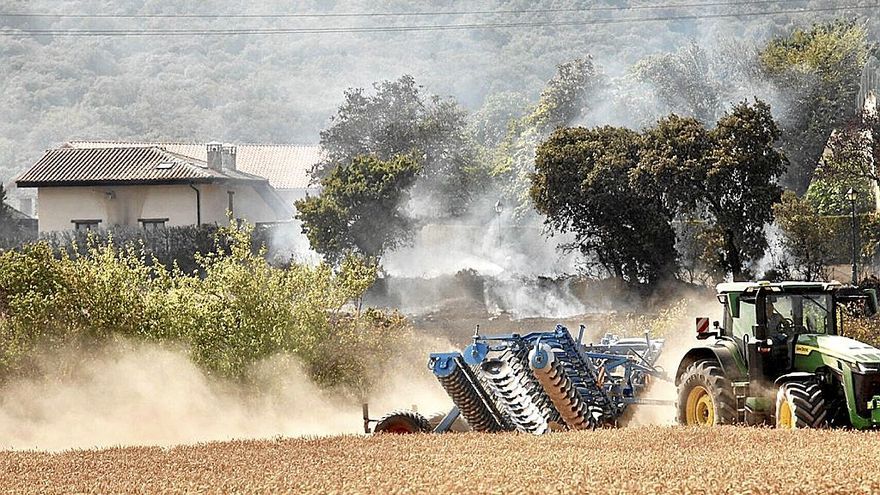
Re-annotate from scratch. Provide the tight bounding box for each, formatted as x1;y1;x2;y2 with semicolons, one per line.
0;3;875;37
0;0;820;19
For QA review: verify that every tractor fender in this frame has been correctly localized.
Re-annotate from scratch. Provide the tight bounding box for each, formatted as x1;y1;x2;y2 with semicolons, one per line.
774;372;818;387
675;344;745;386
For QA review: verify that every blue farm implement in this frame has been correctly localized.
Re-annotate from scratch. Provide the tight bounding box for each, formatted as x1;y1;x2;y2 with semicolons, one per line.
365;325;671;434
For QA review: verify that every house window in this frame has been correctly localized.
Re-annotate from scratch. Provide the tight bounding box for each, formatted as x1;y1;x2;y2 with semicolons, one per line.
71;219;102;231
139;218;168;231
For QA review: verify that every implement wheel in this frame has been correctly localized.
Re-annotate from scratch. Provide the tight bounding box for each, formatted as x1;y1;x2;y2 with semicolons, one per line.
373;410;431;434
676;360;737;426
427;411;471;433
775;381;827;429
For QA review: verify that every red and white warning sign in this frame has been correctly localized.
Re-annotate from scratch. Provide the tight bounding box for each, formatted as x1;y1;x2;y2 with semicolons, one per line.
696;317;710;334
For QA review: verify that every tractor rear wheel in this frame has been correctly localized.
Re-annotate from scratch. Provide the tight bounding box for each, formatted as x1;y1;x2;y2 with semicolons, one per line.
373;410;431;434
676;360;737;426
775;381;827;429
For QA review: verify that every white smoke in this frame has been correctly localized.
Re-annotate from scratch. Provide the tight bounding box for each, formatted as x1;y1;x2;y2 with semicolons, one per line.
382;193;589;319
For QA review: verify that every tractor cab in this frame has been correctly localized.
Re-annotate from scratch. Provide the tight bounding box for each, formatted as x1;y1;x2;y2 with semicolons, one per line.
678;281;880;429
709;282;876;386
722;283;829;384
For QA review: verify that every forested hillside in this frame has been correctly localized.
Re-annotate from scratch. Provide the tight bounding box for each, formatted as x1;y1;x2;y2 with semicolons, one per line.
0;0;876;185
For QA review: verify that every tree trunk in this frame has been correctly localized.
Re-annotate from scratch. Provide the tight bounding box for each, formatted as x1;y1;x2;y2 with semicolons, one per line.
724;230;745;281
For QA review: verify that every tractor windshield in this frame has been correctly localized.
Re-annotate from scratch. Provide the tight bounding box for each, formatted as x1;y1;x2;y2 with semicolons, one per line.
766;293;832;335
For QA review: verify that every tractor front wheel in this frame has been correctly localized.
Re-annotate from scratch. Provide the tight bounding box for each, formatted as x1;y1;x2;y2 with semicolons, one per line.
676;360;737;426
775;381;827;429
373;410;431;434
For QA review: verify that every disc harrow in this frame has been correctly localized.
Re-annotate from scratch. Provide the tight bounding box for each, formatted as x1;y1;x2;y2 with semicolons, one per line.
529;343;602;429
429;353;510;432
480;355;549;434
364;324;671;435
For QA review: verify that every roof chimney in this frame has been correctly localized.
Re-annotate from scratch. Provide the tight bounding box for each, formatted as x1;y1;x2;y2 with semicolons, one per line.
221;144;237;171
207;142;223;171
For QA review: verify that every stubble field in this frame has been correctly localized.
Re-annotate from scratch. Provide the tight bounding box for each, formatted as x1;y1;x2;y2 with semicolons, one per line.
2;426;879;494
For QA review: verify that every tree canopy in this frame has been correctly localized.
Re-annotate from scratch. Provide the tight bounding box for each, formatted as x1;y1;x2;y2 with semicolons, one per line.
701;101;787;279
531;126;677;286
760;20;874;194
631;42;721;124
773;191;835;281
494;58;603;214
295;154;422;264
532;100;787;284
316;75;483;217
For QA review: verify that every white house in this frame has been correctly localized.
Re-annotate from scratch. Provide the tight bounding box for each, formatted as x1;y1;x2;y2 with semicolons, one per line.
16;143;298;233
65;141;323;206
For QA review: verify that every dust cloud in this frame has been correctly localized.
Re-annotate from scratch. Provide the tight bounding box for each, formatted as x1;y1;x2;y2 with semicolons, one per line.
0;295;728;450
0;340;452;451
627;295;719;426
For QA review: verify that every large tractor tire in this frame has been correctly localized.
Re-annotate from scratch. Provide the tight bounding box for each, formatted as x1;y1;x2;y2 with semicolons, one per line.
775;381;827;429
373;410;431;434
676;360;737;426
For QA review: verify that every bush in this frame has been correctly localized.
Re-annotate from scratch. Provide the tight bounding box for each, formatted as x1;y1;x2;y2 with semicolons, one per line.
39;224;274;275
0;223;407;392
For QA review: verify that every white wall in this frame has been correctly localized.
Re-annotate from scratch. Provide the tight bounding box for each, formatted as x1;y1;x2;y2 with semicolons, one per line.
38;187;107;232
197;184;284;225
36;183;284;232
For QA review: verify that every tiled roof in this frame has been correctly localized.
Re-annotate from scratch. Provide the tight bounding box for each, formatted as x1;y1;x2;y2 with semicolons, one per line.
66;141;322;190
16;147;267;187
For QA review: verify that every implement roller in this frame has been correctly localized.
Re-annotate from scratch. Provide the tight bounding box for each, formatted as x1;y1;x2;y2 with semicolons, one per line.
364;324;671;434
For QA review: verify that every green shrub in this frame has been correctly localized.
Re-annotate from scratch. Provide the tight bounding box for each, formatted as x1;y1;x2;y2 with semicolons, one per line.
0;223;407;392
39;224;274;275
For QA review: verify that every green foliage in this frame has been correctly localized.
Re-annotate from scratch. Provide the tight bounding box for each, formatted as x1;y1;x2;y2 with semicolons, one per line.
703;100;787;279
804;176;874;216
773;191;835;281
37;224;237;275
631;42;721;123
534;100;786;284
633;114;712;213
0;223;404;391
525;57;602;134
775;213;880;270
636;101;787;280
760;20;873;194
317;75;484;216
806;108;879;215
468;91;529;149
493;58;602;214
531;126;677;285
296;154;422;264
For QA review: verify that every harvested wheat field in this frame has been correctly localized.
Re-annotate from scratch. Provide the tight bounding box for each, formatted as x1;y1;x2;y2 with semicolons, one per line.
2;426;879;494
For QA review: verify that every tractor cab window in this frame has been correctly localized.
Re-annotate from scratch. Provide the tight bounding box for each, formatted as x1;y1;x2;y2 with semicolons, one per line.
728;298;757;345
765;293;832;335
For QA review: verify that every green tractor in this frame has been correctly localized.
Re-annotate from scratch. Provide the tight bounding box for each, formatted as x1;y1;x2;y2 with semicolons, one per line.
676;281;880;429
